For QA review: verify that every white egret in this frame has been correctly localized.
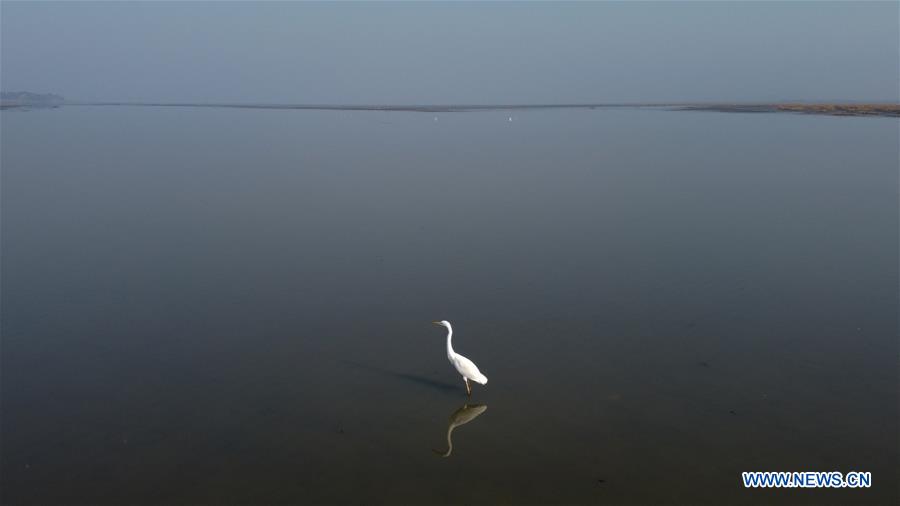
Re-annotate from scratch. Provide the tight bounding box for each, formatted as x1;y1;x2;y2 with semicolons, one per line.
431;320;488;396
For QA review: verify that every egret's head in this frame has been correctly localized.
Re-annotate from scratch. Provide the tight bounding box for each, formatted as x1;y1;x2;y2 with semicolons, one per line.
431;320;451;328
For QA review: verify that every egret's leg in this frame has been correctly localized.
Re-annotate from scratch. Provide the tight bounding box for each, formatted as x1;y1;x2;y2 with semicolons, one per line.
464;378;471;396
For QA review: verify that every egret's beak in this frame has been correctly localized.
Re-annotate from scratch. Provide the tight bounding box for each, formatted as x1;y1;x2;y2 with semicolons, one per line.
431;321;442;326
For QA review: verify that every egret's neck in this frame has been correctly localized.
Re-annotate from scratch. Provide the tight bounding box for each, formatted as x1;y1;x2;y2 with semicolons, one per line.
445;324;455;357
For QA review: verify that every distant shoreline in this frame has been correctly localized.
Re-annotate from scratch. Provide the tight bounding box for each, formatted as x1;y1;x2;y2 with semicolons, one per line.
677;103;900;117
2;101;898;117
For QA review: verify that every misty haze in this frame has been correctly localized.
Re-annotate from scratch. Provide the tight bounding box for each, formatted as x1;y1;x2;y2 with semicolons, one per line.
1;2;897;505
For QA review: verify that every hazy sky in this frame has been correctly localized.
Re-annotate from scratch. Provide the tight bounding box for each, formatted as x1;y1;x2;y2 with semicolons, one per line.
2;1;897;103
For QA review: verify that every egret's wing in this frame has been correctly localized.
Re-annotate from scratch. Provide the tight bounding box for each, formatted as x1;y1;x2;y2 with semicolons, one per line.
453;354;487;383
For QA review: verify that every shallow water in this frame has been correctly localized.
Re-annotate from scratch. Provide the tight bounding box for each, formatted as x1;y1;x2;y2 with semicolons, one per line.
2;106;897;504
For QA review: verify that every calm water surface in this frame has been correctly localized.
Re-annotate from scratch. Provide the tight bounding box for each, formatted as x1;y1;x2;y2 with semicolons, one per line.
2;107;897;504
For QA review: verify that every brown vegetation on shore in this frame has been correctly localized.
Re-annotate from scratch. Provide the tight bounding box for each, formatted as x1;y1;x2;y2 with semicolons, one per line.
775;103;900;117
680;103;900;117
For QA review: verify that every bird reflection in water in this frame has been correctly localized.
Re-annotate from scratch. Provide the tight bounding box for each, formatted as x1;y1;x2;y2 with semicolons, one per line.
433;403;487;457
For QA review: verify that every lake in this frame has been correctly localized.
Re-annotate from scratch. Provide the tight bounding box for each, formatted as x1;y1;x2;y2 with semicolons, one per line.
1;106;897;504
